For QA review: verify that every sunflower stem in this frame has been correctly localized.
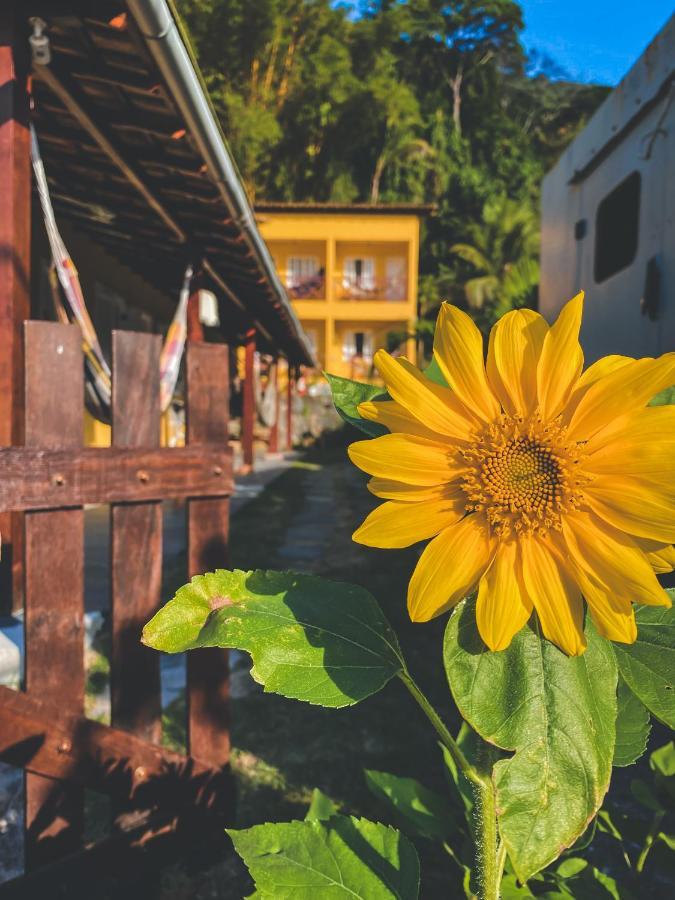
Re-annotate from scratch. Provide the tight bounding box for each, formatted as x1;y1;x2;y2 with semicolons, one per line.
399;672;484;788
474;776;500;900
399;671;502;899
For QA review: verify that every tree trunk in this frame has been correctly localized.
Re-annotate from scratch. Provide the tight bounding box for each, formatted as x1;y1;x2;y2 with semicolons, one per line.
370;153;386;203
451;67;463;136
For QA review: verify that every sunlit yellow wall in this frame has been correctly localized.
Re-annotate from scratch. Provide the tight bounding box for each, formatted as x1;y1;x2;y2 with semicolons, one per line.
259;211;420;380
84;410;111;447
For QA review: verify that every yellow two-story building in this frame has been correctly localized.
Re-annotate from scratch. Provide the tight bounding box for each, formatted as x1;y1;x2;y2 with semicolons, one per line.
256;203;428;380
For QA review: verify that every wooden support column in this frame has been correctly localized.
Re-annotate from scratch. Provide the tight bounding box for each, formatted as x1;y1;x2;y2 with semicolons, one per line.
186;283;204;343
110;332;162;744
286;366;294;451
241;329;256;471
24;322;85;869
186;342;232;779
268;359;280;454
0;7;31;614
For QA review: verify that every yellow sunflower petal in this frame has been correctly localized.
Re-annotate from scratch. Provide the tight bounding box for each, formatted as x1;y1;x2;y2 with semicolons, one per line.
563;355;633;423
536;292;584;421
567;354;675;441
407;514;495;622
519;533;586;656
582;406;675;475
486;309;549;418
476;540;532;651
562;510;671;608
646;545;675;574
358;399;444;440
584;476;675;544
348;433;464;486
433;303;500;422
373;350;477;442
353;493;467;548
367;479;453;502
565;560;637;643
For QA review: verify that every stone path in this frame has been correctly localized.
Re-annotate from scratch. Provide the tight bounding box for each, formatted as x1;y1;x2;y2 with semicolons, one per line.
230;463;340;699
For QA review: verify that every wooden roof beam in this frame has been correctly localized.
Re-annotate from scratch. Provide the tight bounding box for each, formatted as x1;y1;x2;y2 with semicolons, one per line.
31;59;276;337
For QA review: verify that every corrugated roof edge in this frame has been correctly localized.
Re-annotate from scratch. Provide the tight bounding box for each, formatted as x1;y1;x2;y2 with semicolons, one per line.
126;0;316;367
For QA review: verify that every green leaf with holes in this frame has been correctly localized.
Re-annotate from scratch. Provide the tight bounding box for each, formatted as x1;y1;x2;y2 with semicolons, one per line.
613;600;675;728
444;599;617;882
613;677;651;766
142;569;404;708
228;816;420;899
324;372;387;436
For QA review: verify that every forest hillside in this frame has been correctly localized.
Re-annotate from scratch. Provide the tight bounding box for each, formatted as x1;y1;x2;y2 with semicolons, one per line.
177;0;609;333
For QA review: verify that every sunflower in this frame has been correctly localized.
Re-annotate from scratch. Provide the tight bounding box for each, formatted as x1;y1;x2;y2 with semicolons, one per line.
348;294;675;655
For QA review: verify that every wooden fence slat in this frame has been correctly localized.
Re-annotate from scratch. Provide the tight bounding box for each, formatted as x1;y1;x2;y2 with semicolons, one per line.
110;332;162;744
0;445;233;510
241;330;255;469
23;321;85;870
0;685;213;789
186;343;232;770
0;7;32;618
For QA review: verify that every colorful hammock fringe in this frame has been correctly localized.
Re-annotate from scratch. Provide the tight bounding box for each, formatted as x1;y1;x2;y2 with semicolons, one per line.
31;124;191;421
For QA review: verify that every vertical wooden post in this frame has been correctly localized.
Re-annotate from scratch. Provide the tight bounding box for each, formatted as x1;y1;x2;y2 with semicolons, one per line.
286;366;294;451
110;332;162;744
241;329;256;470
186;285;204;343
268;359;280;454
186;343;232;775
24;322;85;869
0;7;31;614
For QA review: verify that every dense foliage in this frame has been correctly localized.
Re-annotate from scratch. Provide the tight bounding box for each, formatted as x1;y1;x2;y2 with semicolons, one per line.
177;0;608;330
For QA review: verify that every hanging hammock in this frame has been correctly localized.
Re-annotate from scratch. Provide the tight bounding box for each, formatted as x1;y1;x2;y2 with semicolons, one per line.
31;124;192;423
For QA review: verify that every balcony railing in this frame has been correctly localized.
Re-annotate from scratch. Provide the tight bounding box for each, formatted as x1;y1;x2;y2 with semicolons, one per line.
285;273;325;300
334;274;407;301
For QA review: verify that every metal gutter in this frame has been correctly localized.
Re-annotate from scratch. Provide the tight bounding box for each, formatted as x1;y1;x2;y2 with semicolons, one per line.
126;0;315;366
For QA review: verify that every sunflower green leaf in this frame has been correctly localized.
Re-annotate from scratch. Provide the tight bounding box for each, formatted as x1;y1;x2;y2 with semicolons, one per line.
142;569;404;708
612;599;675;728
613;677;651;766
228;816;420;899
444;599;617;882
324;372;387;436
364;770;461;842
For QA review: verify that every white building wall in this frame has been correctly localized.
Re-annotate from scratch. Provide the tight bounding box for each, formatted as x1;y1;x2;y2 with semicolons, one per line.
540;14;675;362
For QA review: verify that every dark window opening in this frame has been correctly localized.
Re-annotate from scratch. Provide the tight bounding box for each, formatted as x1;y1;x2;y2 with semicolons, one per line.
594;171;641;283
354;332;365;357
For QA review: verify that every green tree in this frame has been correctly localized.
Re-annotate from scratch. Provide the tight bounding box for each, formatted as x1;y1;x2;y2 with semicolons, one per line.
450;194;540;327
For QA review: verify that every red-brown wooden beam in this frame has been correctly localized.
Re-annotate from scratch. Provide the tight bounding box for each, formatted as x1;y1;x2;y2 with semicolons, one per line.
0;446;233;511
186;343;232;781
241;329;256;471
110;332;163;745
0;685;214;790
23;322;85;870
0;6;31;615
287;366;295;451
186;277;204;342
0;6;30;446
268;359;280;454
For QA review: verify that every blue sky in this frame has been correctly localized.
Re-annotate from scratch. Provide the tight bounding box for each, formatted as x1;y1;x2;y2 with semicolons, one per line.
520;1;673;85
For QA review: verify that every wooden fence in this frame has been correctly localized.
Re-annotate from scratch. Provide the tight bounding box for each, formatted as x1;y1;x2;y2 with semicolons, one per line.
0;322;234;897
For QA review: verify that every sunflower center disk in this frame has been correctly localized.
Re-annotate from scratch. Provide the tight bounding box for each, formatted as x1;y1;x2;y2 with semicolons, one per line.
460;416;586;537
